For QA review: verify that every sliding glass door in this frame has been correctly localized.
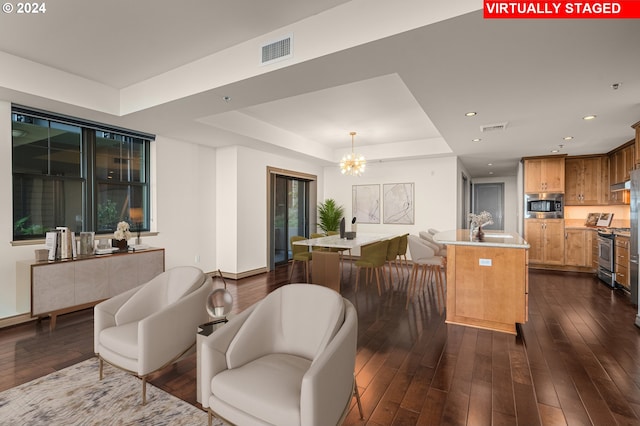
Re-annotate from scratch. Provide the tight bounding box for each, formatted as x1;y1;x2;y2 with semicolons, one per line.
273;176;311;266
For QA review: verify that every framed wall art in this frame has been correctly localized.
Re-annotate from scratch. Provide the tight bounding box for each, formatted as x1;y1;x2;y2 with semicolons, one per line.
352;184;380;224
383;183;414;224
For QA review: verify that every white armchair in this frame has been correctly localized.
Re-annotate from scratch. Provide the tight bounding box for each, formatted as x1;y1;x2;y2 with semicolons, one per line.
94;266;211;404
200;283;359;426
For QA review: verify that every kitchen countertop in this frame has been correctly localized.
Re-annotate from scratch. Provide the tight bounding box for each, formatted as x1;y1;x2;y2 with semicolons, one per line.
434;229;530;249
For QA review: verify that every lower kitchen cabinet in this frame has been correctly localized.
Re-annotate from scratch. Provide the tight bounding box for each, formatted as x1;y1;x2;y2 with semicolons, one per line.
564;228;593;268
616;235;630;290
525;219;565;265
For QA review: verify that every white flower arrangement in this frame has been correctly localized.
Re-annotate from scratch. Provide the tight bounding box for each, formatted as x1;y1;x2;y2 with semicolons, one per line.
468;211;494;228
113;221;132;241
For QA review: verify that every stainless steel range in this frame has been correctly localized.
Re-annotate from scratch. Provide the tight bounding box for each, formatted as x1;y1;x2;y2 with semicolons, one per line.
597;229;616;288
597;228;632;289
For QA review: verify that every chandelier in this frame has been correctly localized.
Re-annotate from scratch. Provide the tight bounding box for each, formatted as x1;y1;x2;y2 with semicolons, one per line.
340;132;366;176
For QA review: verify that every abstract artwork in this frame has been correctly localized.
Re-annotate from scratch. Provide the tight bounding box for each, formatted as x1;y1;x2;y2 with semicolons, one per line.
352;184;380;224
383;183;414;224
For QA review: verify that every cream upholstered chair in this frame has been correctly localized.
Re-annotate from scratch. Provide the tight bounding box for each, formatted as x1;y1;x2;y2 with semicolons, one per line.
419;231;447;257
94;266;211;405
200;283;361;426
407;235;445;309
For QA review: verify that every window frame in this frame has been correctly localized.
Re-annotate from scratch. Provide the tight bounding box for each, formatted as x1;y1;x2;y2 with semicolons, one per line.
11;105;154;242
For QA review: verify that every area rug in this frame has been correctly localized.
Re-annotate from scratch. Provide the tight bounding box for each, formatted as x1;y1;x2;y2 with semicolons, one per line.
0;357;223;425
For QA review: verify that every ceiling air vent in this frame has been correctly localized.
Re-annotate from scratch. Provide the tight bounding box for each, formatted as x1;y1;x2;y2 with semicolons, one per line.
261;34;293;65
480;122;508;132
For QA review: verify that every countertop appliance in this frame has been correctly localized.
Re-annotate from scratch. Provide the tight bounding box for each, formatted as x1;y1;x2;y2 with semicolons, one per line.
630;169;640;327
524;193;563;219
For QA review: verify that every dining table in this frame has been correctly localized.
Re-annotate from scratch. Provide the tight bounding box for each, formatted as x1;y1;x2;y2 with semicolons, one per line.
292;232;396;291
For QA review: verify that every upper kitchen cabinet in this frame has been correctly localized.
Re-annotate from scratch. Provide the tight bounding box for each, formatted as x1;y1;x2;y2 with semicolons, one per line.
565;155;607;205
524;156;566;193
608;140;634;205
608;140;634;184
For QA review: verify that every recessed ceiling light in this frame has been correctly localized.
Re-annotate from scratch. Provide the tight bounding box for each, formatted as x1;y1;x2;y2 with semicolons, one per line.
563;136;574;141
487;163;493;166
489;171;494;175
465;112;477;117
472;138;481;142
611;83;621;90
583;115;596;120
551;149;559;153
222;96;232;102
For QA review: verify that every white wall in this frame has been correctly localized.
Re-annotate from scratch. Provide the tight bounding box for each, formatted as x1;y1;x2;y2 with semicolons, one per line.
147;136;217;272
322;156;459;246
216;145;325;275
471;175;519;234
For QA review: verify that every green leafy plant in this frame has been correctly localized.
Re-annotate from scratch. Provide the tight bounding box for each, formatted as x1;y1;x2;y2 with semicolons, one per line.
317;199;345;233
14;216;46;236
97;199;119;231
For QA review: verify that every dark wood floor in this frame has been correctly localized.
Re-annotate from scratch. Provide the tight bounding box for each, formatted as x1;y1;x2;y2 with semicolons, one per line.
2;263;640;425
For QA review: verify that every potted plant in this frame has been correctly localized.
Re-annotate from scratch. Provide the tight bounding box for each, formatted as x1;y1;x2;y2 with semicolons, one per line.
317;199;345;233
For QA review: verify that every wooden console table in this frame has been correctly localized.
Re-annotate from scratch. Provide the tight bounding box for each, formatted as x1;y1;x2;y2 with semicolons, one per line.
16;248;165;330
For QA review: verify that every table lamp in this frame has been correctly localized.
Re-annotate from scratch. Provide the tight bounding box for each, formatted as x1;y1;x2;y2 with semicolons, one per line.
206;269;233;323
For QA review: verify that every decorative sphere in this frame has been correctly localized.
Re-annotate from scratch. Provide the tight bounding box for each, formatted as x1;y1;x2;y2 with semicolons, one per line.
206;288;233;318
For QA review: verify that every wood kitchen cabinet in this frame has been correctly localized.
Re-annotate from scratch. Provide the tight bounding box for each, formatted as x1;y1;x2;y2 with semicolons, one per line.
609;141;634;184
634;120;640;167
524;156;565;193
591;229;599;270
564;228;593;268
565;156;606;205
616;235;630;290
525;219;565;265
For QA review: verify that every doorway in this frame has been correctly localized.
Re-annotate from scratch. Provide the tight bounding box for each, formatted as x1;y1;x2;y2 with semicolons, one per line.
472;183;504;230
267;168;316;270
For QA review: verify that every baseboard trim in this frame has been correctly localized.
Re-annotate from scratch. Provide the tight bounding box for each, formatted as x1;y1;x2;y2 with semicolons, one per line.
209;267;268;280
0;313;35;329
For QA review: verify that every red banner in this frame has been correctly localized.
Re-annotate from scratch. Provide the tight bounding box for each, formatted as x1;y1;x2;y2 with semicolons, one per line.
484;1;640;18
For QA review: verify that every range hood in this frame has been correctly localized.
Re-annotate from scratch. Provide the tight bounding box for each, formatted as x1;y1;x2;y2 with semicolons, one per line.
611;180;631;192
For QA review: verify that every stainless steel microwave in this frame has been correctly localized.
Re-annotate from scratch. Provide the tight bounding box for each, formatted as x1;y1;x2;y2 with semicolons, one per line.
525;193;563;218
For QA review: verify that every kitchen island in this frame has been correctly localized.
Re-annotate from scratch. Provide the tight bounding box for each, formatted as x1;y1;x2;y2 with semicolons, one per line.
434;230;530;335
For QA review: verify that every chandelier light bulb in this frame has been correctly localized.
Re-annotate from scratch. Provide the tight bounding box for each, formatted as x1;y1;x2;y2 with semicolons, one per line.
339;132;366;176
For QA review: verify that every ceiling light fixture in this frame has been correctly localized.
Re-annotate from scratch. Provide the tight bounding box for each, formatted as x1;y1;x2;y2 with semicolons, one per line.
472;138;481;142
583;115;597;120
563;136;574;141
465;112;477;117
340;132;366;176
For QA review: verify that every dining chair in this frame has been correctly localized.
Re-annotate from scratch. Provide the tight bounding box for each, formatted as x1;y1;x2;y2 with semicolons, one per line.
327;230;350;272
355;240;389;296
406;235;445;310
419;231;447;257
396;233;410;276
289;236;312;283
310;233;327;252
385;236;401;288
